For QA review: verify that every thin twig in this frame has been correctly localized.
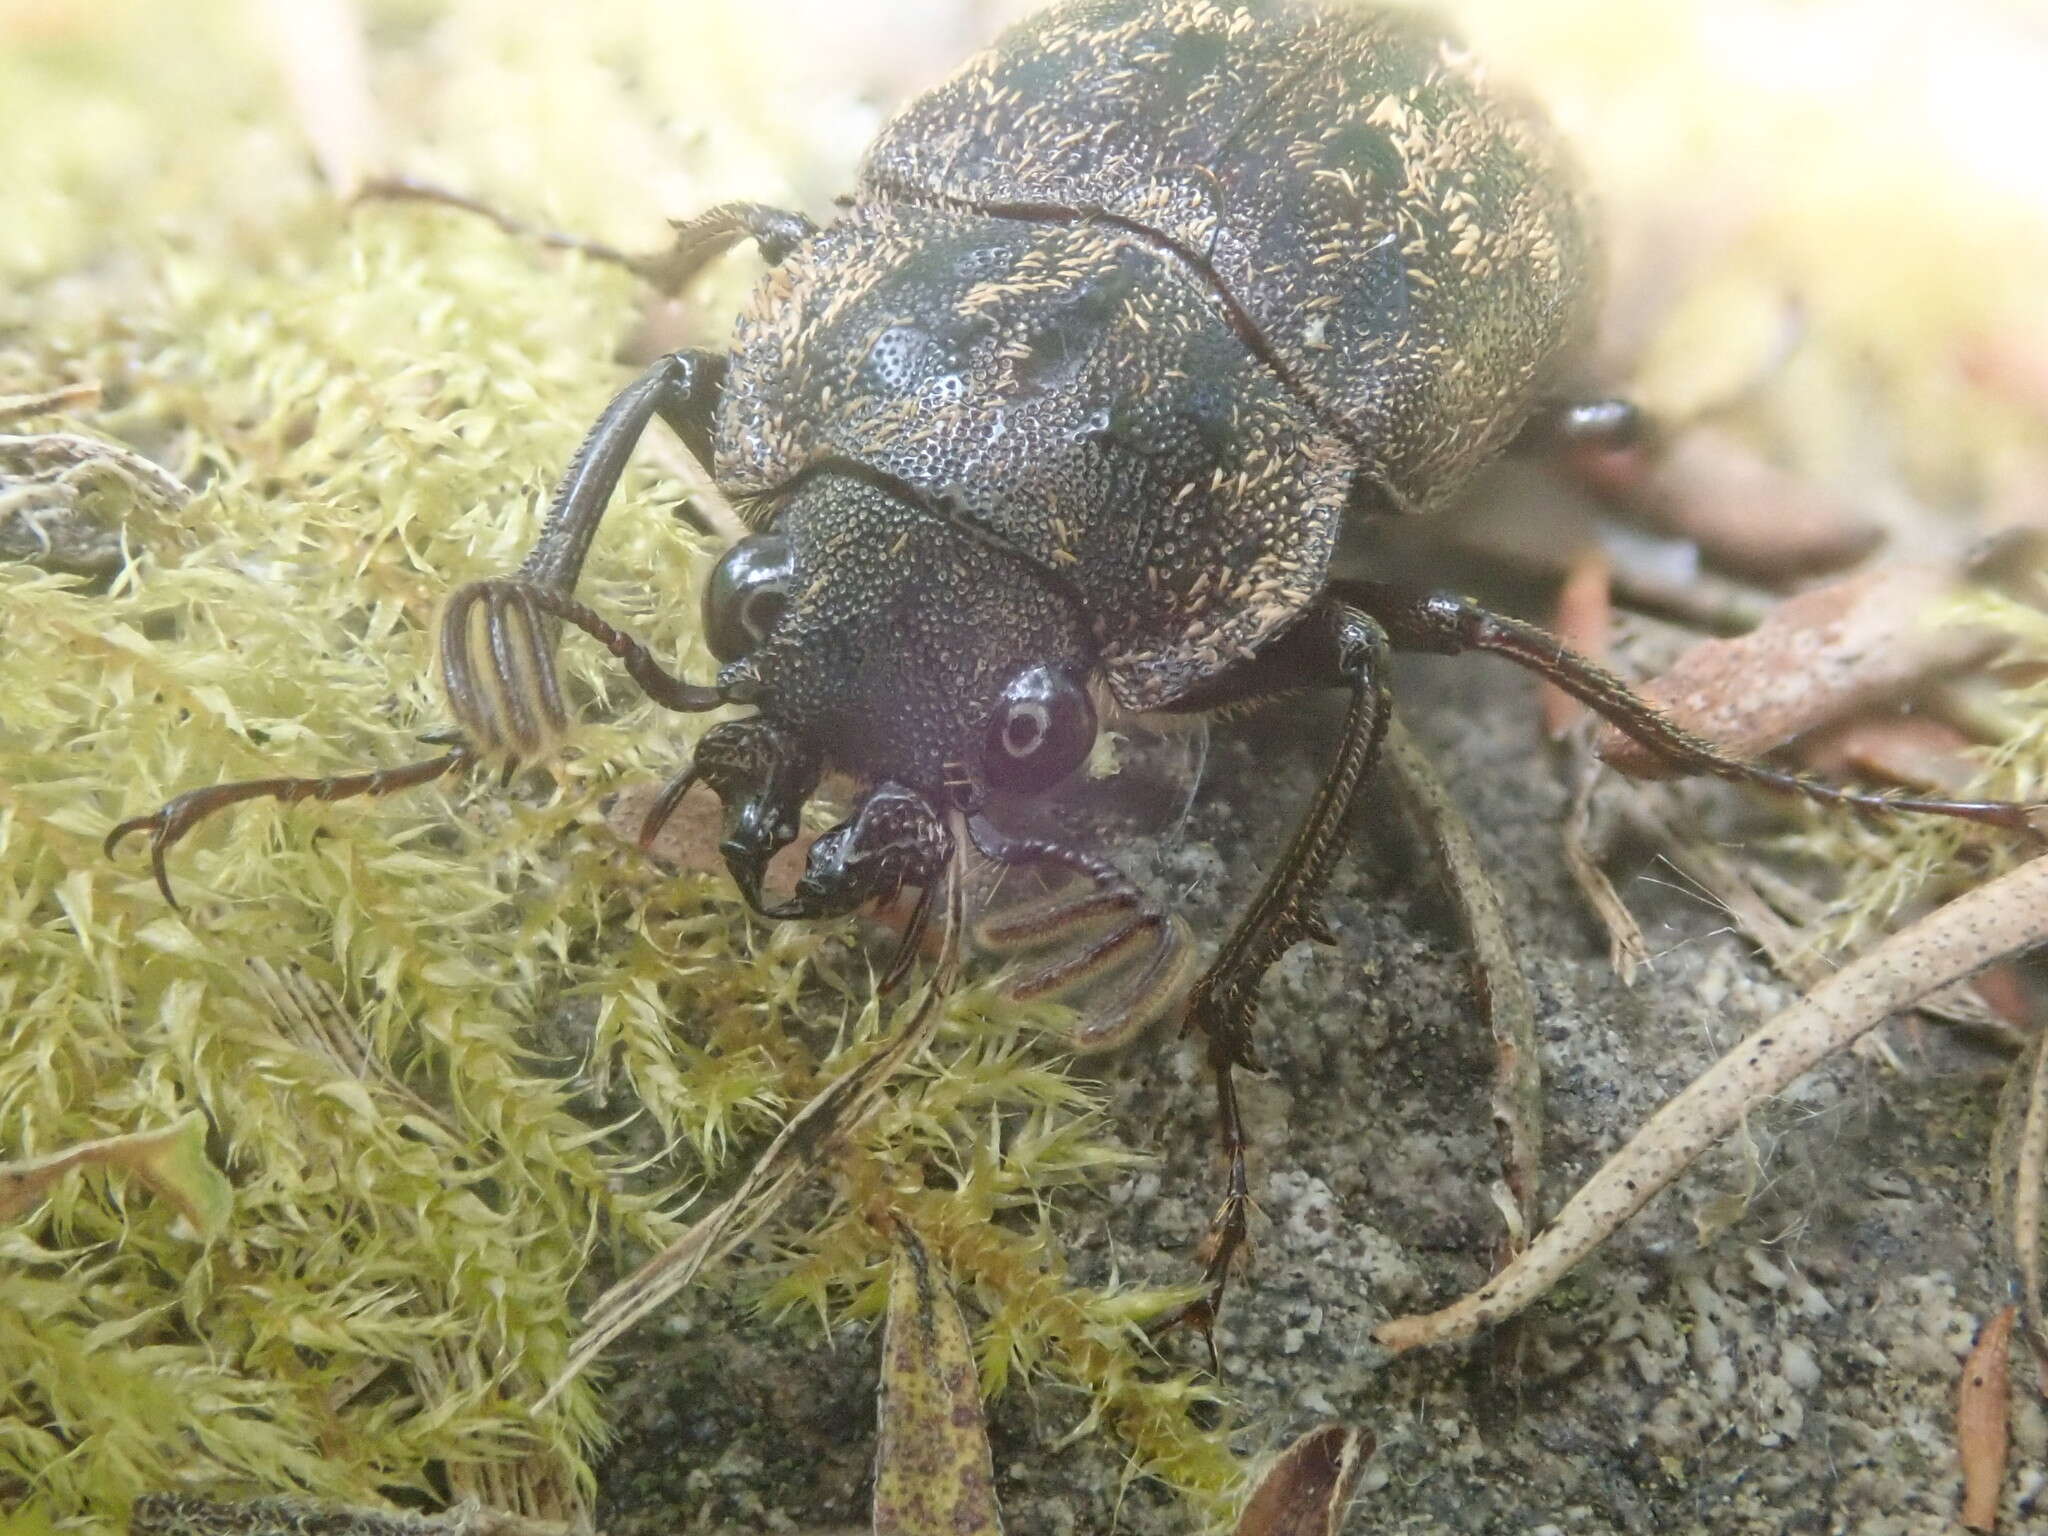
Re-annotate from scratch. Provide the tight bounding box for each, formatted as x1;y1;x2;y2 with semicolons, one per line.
1376;853;2048;1352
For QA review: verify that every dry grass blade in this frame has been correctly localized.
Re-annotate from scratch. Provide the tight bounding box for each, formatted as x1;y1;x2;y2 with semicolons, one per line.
246;959;455;1136
539;825;969;1409
1991;1026;2048;1383
1385;721;1542;1253
873;1220;1003;1536
1376;852;2048;1351
1232;1425;1372;1536
0;382;100;425
1958;1304;2016;1532
0;1111;231;1238
1616;782;2027;1051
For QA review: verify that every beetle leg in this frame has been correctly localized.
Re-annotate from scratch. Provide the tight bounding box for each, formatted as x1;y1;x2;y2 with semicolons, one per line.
353;174;644;268
440;349;734;760
1336;580;2048;837
353;177;814;296
518;349;728;591
440;577;724;761
107;354;733;905
1159;601;1392;1359
1513;395;1649;456
631;202;818;295
104;750;471;910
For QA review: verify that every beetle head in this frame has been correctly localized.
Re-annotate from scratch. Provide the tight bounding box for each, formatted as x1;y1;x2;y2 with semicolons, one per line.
682;470;1096;918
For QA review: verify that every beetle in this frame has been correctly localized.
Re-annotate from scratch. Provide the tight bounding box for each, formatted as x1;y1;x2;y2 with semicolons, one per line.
108;0;2041;1346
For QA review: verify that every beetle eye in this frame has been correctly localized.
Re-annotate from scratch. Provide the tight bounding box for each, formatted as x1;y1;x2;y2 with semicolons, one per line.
703;533;794;661
983;665;1095;794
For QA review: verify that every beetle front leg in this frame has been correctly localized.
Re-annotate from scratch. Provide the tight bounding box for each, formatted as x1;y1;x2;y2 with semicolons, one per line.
105;749;473;909
1160;601;1392;1360
439;349;731;759
109;352;732;902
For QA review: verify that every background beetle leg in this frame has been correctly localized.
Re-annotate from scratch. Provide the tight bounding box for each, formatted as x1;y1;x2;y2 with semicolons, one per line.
1511;395;1650;456
517;349;728;592
630;202;817;295
1156;600;1393;1360
1335;579;2048;836
353;177;814;298
353;173;644;269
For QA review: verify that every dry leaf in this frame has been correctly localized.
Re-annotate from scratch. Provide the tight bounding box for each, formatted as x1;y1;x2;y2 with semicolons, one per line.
1542;547;1611;737
873;1221;1004;1536
1597;562;2002;778
1233;1425;1371;1536
1958;1304;2016;1532
1575;425;1881;582
1796;714;1983;797
0;1111;231;1238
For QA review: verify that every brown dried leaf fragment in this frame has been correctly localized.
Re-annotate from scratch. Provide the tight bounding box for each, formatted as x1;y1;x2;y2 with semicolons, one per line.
1958;1304;2016;1533
1597;562;2003;779
1376;852;2048;1352
0;1110;231;1238
1797;714;1984;798
1232;1425;1372;1536
605;779;819;895
873;1220;1004;1536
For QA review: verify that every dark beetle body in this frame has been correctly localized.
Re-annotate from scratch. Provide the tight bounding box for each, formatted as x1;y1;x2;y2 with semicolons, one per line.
717;0;1593;788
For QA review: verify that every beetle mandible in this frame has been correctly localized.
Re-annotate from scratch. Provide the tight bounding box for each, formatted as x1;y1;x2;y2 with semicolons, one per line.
109;0;2042;1344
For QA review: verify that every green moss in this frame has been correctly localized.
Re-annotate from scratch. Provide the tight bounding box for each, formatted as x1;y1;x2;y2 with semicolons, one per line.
0;4;1237;1526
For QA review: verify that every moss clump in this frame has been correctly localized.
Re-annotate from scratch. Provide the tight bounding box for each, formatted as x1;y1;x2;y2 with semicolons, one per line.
1;4;1237;1529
